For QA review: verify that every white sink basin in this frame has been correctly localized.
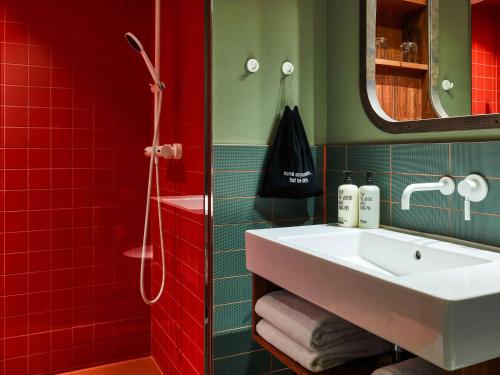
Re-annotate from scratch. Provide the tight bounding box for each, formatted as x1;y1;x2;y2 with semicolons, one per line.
246;225;500;370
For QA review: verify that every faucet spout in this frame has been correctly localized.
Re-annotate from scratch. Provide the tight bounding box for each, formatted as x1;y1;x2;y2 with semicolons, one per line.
401;176;455;210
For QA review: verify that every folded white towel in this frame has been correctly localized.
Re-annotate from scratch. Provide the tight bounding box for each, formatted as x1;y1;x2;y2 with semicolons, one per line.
255;290;372;350
371;358;443;375
257;319;392;373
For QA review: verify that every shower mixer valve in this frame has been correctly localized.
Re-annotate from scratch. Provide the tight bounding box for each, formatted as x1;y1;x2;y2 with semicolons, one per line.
156;143;183;159
144;143;183;160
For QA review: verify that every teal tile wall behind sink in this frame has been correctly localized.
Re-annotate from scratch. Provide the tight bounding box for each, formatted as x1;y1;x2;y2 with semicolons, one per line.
327;142;500;243
213;142;500;375
212;145;323;375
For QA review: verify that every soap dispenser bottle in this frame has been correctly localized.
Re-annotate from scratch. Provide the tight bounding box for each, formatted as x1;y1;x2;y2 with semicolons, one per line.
338;171;359;227
359;172;380;229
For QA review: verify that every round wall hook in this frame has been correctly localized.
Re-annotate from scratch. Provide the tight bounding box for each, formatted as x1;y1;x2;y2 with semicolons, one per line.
246;58;260;73
441;79;454;91
282;61;294;76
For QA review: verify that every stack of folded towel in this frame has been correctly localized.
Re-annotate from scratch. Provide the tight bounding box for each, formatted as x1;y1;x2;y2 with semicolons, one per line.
255;290;392;373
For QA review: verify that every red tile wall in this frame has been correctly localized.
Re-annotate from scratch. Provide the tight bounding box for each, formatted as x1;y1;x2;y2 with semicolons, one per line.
150;0;206;374
0;0;155;374
471;2;500;114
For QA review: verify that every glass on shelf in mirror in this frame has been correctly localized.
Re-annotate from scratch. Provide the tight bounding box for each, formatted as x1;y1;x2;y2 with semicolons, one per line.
376;36;389;59
400;42;418;63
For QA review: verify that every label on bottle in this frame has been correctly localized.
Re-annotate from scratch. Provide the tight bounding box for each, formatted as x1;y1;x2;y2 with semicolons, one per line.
358;189;379;228
360;192;372;210
338;186;359;227
338;189;353;212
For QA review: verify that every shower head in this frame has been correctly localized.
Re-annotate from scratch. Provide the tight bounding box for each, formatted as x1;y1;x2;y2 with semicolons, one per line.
125;32;164;89
125;32;144;53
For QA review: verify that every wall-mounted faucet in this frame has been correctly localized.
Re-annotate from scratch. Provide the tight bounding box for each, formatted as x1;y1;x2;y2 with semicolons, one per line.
457;174;488;221
401;176;455;210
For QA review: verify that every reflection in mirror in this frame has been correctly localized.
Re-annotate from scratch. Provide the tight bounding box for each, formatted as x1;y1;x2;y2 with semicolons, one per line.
371;0;437;121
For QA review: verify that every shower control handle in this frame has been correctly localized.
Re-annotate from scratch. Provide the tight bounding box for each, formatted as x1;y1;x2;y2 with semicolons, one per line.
144;144;182;160
155;143;183;160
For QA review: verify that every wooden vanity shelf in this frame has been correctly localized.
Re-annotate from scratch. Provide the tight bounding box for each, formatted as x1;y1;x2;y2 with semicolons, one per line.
251;274;394;375
252;273;500;374
253;334;393;375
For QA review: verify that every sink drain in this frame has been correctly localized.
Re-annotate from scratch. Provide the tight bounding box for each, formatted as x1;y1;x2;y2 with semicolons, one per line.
415;250;422;260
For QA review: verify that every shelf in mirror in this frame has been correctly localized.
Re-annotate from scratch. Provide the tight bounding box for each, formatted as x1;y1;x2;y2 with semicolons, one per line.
376;58;428;74
377;0;427;17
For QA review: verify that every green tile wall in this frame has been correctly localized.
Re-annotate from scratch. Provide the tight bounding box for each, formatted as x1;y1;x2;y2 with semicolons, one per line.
327;142;500;245
213;141;500;374
213;145;324;375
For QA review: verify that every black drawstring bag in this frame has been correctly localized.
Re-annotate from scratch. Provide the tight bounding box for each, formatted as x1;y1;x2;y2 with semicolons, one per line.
260;106;323;199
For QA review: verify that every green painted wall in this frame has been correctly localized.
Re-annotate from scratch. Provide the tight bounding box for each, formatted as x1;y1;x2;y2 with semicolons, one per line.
438;0;471;117
212;0;327;145
326;1;500;144
213;0;500;146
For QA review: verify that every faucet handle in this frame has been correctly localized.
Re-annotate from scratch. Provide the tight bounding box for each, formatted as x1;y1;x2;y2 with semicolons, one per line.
457;179;476;198
438;176;456;195
457;174;488;221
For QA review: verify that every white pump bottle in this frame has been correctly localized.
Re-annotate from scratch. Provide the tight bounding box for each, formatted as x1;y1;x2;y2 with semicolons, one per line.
338;171;359;227
359;172;380;229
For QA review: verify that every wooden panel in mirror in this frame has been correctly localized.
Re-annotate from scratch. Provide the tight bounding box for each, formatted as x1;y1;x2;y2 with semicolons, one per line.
375;0;435;121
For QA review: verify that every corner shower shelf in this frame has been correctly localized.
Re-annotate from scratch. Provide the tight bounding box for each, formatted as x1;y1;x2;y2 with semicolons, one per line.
151;195;205;214
376;58;428;74
123;245;153;259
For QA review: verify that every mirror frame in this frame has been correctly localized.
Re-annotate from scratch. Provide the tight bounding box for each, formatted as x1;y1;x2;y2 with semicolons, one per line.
360;0;500;133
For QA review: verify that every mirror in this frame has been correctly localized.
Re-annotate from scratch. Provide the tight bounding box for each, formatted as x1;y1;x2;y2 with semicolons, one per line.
361;0;500;133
